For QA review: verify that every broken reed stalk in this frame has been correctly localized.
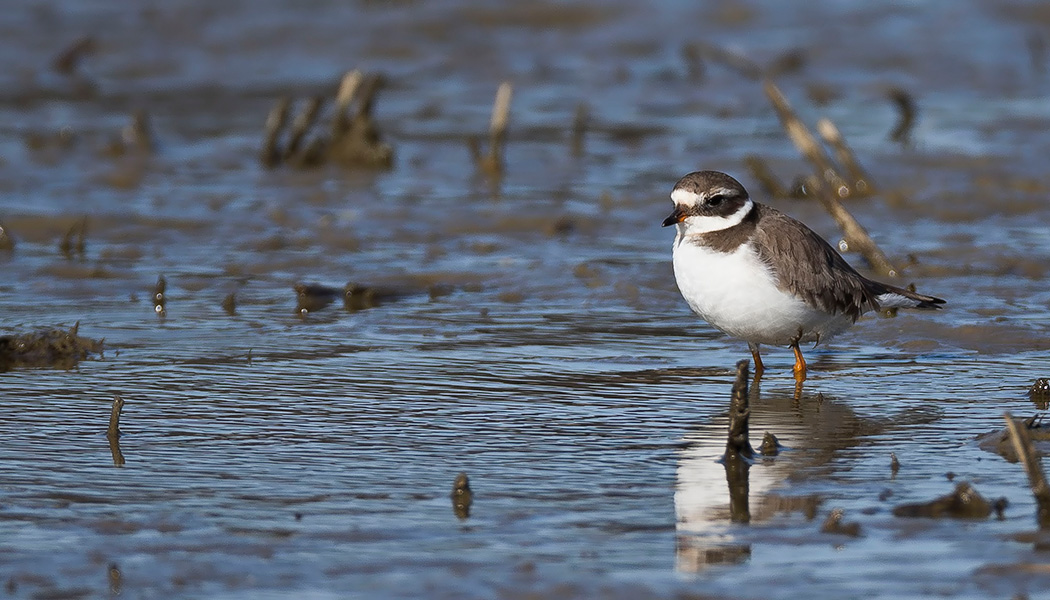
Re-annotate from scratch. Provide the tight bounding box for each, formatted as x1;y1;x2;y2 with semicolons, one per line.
261;97;291;167
816;118;872;195
107;394;124;439
570;102;589;156
887;87;916;143
763;80;899;278
473;82;513;177
327;72;393;169
722;359;754;524
332;69;364;137
724;360;754;460
52;36;97;74
284;97;324;161
490;82;513;145
744;155;789;199
806;176;900;278
1003;412;1050;529
763;80;850;196
59;217;87;259
352;74;383;123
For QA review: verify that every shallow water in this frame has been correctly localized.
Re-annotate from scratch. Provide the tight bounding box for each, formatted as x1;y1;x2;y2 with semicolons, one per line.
2;1;1050;598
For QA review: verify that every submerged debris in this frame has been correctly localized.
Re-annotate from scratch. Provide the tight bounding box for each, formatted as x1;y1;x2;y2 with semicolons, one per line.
0;221;14;251
887;86;916;143
344;282;403;312
451;472;472;520
820;508;862;537
153;275;167;317
107;395;126;467
723;359;755;461
295;283;341;316
222;292;237;316
759;432;782;456
892;482;1001;520
108;563;123;596
977;414;1050;463
295;282;408;315
0;322;103;372
891;452;901;477
1030;378;1050;409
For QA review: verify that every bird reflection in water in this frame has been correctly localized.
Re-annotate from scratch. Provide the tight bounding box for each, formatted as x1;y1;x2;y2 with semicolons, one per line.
674;364;865;572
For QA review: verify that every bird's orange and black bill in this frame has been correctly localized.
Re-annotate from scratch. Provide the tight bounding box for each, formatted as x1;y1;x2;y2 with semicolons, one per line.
662;208;686;227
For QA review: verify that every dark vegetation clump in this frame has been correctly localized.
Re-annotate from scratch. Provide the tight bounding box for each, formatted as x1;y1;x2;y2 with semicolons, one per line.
0;322;103;372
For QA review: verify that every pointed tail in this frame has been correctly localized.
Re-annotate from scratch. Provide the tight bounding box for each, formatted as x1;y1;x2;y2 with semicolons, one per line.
871;282;945;310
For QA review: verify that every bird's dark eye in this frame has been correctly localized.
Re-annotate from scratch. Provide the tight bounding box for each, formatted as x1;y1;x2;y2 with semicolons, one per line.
708;194;726;207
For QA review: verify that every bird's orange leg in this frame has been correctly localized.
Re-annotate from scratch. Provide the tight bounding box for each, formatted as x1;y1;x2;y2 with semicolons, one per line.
790;342;807;383
748;343;765;378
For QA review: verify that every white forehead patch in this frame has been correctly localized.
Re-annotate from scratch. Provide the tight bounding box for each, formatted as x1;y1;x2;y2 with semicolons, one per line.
671;188;700;206
677;198;754;234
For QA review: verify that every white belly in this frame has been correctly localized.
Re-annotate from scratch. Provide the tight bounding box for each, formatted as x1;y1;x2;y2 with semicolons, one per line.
672;236;852;346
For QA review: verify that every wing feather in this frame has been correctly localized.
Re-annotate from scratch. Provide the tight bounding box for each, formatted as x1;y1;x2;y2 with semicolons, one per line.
751;205;878;321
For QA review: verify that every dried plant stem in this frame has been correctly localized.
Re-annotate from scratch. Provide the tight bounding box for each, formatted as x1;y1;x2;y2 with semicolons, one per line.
807;175;899;278
332;70;364;136
724;360;754;460
284;97;323;160
570;102;589;156
722;359;754;523
490;82;513;143
763;80;850;195
764;80;898;277
473;82;513;177
1004;412;1050;529
744;155;789;199
107;395;124;439
261;97;291;167
887;87;916;143
816;118;872;195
